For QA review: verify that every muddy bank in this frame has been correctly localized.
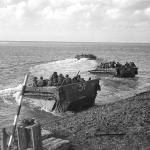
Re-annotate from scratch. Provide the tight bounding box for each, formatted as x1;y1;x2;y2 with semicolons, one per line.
30;91;150;150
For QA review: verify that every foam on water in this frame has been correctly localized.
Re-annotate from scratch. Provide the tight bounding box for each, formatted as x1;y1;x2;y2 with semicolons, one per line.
0;84;23;104
96;75;150;105
0;82;57;113
30;58;97;79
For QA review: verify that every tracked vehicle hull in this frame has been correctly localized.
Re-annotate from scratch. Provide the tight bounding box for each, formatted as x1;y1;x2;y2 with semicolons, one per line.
89;68;116;75
89;67;138;78
24;79;100;113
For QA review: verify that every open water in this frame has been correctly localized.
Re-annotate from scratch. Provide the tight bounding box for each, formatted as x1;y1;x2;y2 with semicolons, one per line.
0;41;150;130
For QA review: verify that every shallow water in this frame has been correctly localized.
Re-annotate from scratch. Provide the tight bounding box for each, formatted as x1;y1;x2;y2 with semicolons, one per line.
0;41;150;129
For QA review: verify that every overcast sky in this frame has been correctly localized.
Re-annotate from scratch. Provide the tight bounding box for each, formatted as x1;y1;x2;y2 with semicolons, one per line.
0;0;150;42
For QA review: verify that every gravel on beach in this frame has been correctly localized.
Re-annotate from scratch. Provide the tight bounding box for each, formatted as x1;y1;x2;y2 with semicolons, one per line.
28;91;150;150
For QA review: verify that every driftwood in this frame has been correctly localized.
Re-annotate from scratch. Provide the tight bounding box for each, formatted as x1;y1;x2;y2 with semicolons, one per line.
42;138;70;150
95;132;126;136
41;129;53;141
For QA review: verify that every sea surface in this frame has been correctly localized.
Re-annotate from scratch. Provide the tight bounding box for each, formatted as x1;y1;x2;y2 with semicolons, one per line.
0;41;150;130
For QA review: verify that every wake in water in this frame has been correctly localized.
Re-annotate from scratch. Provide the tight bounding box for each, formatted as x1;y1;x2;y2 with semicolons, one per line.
29;58;97;79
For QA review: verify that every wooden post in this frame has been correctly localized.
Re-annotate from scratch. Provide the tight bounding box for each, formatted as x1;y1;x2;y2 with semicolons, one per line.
17;126;27;150
8;74;29;149
17;121;42;150
1;128;7;150
30;124;42;150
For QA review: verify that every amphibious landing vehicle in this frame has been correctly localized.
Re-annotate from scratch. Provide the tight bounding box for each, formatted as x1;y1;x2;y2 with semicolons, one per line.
89;61;138;78
24;78;100;113
75;54;138;78
75;54;97;60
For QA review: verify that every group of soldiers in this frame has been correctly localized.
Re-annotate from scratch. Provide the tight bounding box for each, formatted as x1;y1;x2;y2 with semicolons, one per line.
98;61;136;69
98;61;117;69
115;61;137;77
32;72;86;87
96;61;137;77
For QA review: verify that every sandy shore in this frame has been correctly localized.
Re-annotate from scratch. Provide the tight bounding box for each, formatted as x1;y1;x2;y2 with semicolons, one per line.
30;91;150;150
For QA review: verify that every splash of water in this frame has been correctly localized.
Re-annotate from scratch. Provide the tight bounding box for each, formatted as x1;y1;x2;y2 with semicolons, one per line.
0;84;23;104
29;58;97;79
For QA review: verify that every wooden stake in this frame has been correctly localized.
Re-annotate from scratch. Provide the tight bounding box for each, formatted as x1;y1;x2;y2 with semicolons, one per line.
8;74;29;149
1;128;7;150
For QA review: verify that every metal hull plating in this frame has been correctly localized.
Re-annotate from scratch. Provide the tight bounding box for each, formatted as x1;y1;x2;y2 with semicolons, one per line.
24;79;100;113
89;67;138;78
88;68;116;75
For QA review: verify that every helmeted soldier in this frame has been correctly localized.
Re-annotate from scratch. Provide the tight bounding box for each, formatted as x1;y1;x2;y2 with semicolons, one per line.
50;72;58;86
37;76;44;87
116;62;121;76
72;76;78;83
32;77;38;87
76;75;81;82
65;74;71;85
48;78;53;86
58;74;65;85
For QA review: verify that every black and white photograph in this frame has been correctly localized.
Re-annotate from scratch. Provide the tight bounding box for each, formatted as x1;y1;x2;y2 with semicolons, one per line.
0;0;150;149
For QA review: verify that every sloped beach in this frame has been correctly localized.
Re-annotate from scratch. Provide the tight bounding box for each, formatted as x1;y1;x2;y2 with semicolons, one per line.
31;90;150;150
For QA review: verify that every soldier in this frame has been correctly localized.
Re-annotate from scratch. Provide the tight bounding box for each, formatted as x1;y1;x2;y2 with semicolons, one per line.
72;76;78;83
52;72;58;79
125;62;130;68
43;79;48;86
116;62;121;76
32;77;38;87
130;62;136;68
76;75;81;82
37;76;44;87
50;72;58;86
52;77;58;86
58;74;65;85
48;78;53;86
112;61;116;68
65;74;71;85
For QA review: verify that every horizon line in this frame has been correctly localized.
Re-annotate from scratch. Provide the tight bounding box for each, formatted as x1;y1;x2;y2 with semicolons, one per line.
0;40;150;44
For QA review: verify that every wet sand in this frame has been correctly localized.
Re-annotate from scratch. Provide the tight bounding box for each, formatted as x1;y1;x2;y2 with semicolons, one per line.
31;91;150;150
